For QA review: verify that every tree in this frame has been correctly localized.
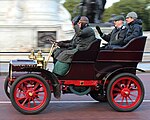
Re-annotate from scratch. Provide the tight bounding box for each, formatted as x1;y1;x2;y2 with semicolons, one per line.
64;0;80;19
63;0;149;30
103;0;150;30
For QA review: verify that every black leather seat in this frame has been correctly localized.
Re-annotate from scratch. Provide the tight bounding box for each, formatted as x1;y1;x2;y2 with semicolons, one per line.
97;36;147;62
72;39;101;62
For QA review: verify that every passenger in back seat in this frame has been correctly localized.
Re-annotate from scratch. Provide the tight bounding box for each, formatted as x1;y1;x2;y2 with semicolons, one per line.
96;15;128;49
123;12;143;45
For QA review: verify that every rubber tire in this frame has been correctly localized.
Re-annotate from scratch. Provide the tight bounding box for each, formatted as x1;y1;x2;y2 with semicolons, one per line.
10;74;51;114
107;73;144;112
4;75;10;99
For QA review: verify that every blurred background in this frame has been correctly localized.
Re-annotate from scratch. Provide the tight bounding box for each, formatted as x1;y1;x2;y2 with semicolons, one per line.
64;0;149;30
0;0;149;52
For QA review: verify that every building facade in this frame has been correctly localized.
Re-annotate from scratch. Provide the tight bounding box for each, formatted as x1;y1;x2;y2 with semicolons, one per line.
0;0;74;52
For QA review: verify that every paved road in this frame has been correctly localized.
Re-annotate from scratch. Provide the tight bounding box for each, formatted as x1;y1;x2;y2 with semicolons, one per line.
0;73;150;120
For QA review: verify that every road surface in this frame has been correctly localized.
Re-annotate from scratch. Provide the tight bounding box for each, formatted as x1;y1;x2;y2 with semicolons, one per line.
0;73;150;120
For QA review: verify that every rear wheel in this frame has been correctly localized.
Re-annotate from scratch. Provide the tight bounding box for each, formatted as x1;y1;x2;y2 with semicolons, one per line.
10;74;51;114
107;73;144;112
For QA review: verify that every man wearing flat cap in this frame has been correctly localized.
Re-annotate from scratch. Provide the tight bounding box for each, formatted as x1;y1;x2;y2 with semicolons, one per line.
96;15;127;49
124;11;143;44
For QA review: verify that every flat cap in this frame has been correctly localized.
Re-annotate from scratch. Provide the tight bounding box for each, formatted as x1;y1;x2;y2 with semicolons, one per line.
112;15;125;21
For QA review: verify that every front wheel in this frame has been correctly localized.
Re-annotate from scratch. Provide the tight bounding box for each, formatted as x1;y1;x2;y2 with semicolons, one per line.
10;74;51;114
107;73;144;112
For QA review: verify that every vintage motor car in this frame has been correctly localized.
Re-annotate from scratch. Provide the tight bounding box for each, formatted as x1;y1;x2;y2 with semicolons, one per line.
4;36;147;114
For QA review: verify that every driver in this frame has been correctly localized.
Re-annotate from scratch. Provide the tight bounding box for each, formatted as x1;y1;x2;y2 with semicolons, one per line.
51;16;81;64
53;16;96;76
52;16;97;64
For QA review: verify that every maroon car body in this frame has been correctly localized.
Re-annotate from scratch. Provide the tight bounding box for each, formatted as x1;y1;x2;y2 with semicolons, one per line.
4;36;147;114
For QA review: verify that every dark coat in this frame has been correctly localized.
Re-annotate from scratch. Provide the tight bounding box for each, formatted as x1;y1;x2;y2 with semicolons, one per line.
101;25;128;49
56;24;96;63
124;19;143;44
52;34;78;59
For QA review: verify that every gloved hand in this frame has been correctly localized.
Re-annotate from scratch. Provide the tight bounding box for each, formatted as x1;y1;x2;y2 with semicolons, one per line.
72;15;81;26
57;41;65;47
96;26;103;36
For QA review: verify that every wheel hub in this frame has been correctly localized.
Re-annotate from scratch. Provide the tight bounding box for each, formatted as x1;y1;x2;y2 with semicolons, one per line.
28;92;33;97
121;88;130;97
26;90;35;98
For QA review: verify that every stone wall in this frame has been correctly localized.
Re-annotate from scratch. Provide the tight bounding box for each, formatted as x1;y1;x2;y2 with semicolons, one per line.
0;0;74;52
0;24;74;52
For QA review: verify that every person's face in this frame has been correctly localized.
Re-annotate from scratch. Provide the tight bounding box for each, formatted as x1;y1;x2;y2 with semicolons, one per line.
113;20;123;28
126;17;134;24
78;22;82;28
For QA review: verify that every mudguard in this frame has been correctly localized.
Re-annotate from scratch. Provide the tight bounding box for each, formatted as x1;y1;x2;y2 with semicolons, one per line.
103;67;145;81
11;65;61;99
101;67;145;90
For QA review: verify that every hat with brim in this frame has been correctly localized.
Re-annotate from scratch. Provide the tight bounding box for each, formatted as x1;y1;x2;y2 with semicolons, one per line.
112;15;125;21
